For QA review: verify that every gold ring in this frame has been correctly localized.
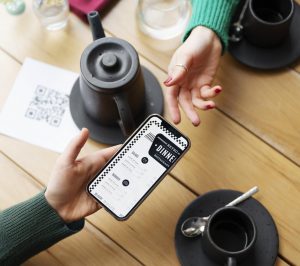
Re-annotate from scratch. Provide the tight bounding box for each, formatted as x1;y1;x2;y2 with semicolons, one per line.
175;63;188;73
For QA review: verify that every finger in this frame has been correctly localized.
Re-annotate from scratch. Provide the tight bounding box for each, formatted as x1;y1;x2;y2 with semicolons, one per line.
200;85;222;99
178;88;200;126
165;85;181;124
192;95;216;110
82;145;121;176
96;145;121;162
164;54;192;87
60;128;89;164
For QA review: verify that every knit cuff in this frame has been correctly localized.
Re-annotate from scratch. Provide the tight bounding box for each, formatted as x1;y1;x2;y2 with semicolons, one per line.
0;191;84;265
183;0;240;51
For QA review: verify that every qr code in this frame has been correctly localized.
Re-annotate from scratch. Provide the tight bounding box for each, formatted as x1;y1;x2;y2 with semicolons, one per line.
25;85;69;127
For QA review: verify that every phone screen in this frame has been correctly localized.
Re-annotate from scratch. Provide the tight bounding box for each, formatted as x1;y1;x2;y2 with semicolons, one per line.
87;114;190;220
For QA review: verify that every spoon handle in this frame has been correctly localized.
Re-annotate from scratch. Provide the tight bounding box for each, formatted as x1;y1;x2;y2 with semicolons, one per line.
226;186;259;207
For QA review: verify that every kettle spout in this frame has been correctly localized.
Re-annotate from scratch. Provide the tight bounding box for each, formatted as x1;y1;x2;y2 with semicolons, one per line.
87;11;105;41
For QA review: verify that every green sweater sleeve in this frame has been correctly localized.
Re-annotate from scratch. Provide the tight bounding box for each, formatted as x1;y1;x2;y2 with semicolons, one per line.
0;192;84;266
184;0;240;50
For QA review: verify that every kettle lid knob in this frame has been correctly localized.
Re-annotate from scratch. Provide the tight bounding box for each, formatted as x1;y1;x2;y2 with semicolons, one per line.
100;53;119;71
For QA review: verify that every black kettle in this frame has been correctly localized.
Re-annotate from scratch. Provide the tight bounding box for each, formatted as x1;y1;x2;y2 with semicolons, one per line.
70;11;163;144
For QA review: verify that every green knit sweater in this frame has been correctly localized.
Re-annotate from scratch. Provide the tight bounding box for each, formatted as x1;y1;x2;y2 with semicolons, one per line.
184;0;240;50
0;192;84;265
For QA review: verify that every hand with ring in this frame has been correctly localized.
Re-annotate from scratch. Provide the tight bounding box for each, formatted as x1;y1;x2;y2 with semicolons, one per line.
164;26;223;126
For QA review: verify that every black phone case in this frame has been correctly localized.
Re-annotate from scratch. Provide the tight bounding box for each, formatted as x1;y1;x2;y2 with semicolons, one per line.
87;114;191;220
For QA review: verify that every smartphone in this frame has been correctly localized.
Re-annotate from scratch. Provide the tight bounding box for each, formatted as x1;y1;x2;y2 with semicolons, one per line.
87;114;191;220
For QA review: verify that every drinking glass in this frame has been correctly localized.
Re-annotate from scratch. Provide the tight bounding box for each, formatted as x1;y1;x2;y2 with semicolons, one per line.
136;0;191;40
33;0;69;31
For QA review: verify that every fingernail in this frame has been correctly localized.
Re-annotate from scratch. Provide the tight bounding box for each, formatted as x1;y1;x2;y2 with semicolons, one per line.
215;88;222;94
163;76;172;85
206;105;215;110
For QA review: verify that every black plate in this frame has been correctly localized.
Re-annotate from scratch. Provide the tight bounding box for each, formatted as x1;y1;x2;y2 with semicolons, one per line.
175;189;279;266
228;1;300;70
69;66;164;144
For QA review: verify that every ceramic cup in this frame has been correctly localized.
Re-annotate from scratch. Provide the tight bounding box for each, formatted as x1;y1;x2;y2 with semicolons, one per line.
79;36;145;137
202;207;257;266
243;0;295;47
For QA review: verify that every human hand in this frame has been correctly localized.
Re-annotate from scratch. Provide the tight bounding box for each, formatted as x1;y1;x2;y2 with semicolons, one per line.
164;26;222;126
45;128;119;223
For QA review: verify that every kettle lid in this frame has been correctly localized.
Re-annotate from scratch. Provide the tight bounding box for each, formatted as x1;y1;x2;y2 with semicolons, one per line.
80;37;139;91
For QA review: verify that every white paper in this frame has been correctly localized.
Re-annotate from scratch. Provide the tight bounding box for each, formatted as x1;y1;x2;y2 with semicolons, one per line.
0;58;80;153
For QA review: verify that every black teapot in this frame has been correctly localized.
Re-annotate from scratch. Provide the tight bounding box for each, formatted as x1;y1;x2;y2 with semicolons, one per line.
70;11;163;144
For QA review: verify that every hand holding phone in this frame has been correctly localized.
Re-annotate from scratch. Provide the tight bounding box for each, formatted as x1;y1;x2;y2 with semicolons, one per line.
87;114;190;220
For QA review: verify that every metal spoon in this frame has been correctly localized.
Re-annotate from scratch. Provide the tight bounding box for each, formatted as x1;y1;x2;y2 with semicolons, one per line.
181;186;259;238
229;0;250;42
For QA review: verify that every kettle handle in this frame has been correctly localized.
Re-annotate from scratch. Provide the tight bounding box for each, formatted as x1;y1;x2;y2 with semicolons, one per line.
87;11;105;41
113;94;136;137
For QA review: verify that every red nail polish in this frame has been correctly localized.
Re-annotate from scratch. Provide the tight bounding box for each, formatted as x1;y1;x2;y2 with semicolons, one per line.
164;76;172;85
215;88;222;94
206;105;214;110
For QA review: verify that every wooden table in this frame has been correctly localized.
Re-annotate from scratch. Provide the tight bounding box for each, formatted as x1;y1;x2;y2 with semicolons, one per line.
0;1;299;265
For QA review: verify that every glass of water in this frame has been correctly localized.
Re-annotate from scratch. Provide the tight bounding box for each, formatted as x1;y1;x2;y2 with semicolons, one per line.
136;0;191;40
33;0;69;31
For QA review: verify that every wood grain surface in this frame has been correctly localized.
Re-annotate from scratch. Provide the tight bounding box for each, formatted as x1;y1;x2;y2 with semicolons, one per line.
0;43;298;265
1;0;299;165
101;0;300;165
0;0;299;265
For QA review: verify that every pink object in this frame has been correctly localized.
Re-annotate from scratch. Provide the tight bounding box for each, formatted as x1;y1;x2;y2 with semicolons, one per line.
69;0;110;21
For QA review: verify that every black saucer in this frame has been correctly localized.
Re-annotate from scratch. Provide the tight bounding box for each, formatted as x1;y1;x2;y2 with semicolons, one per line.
69;66;164;144
228;1;300;70
175;189;279;266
